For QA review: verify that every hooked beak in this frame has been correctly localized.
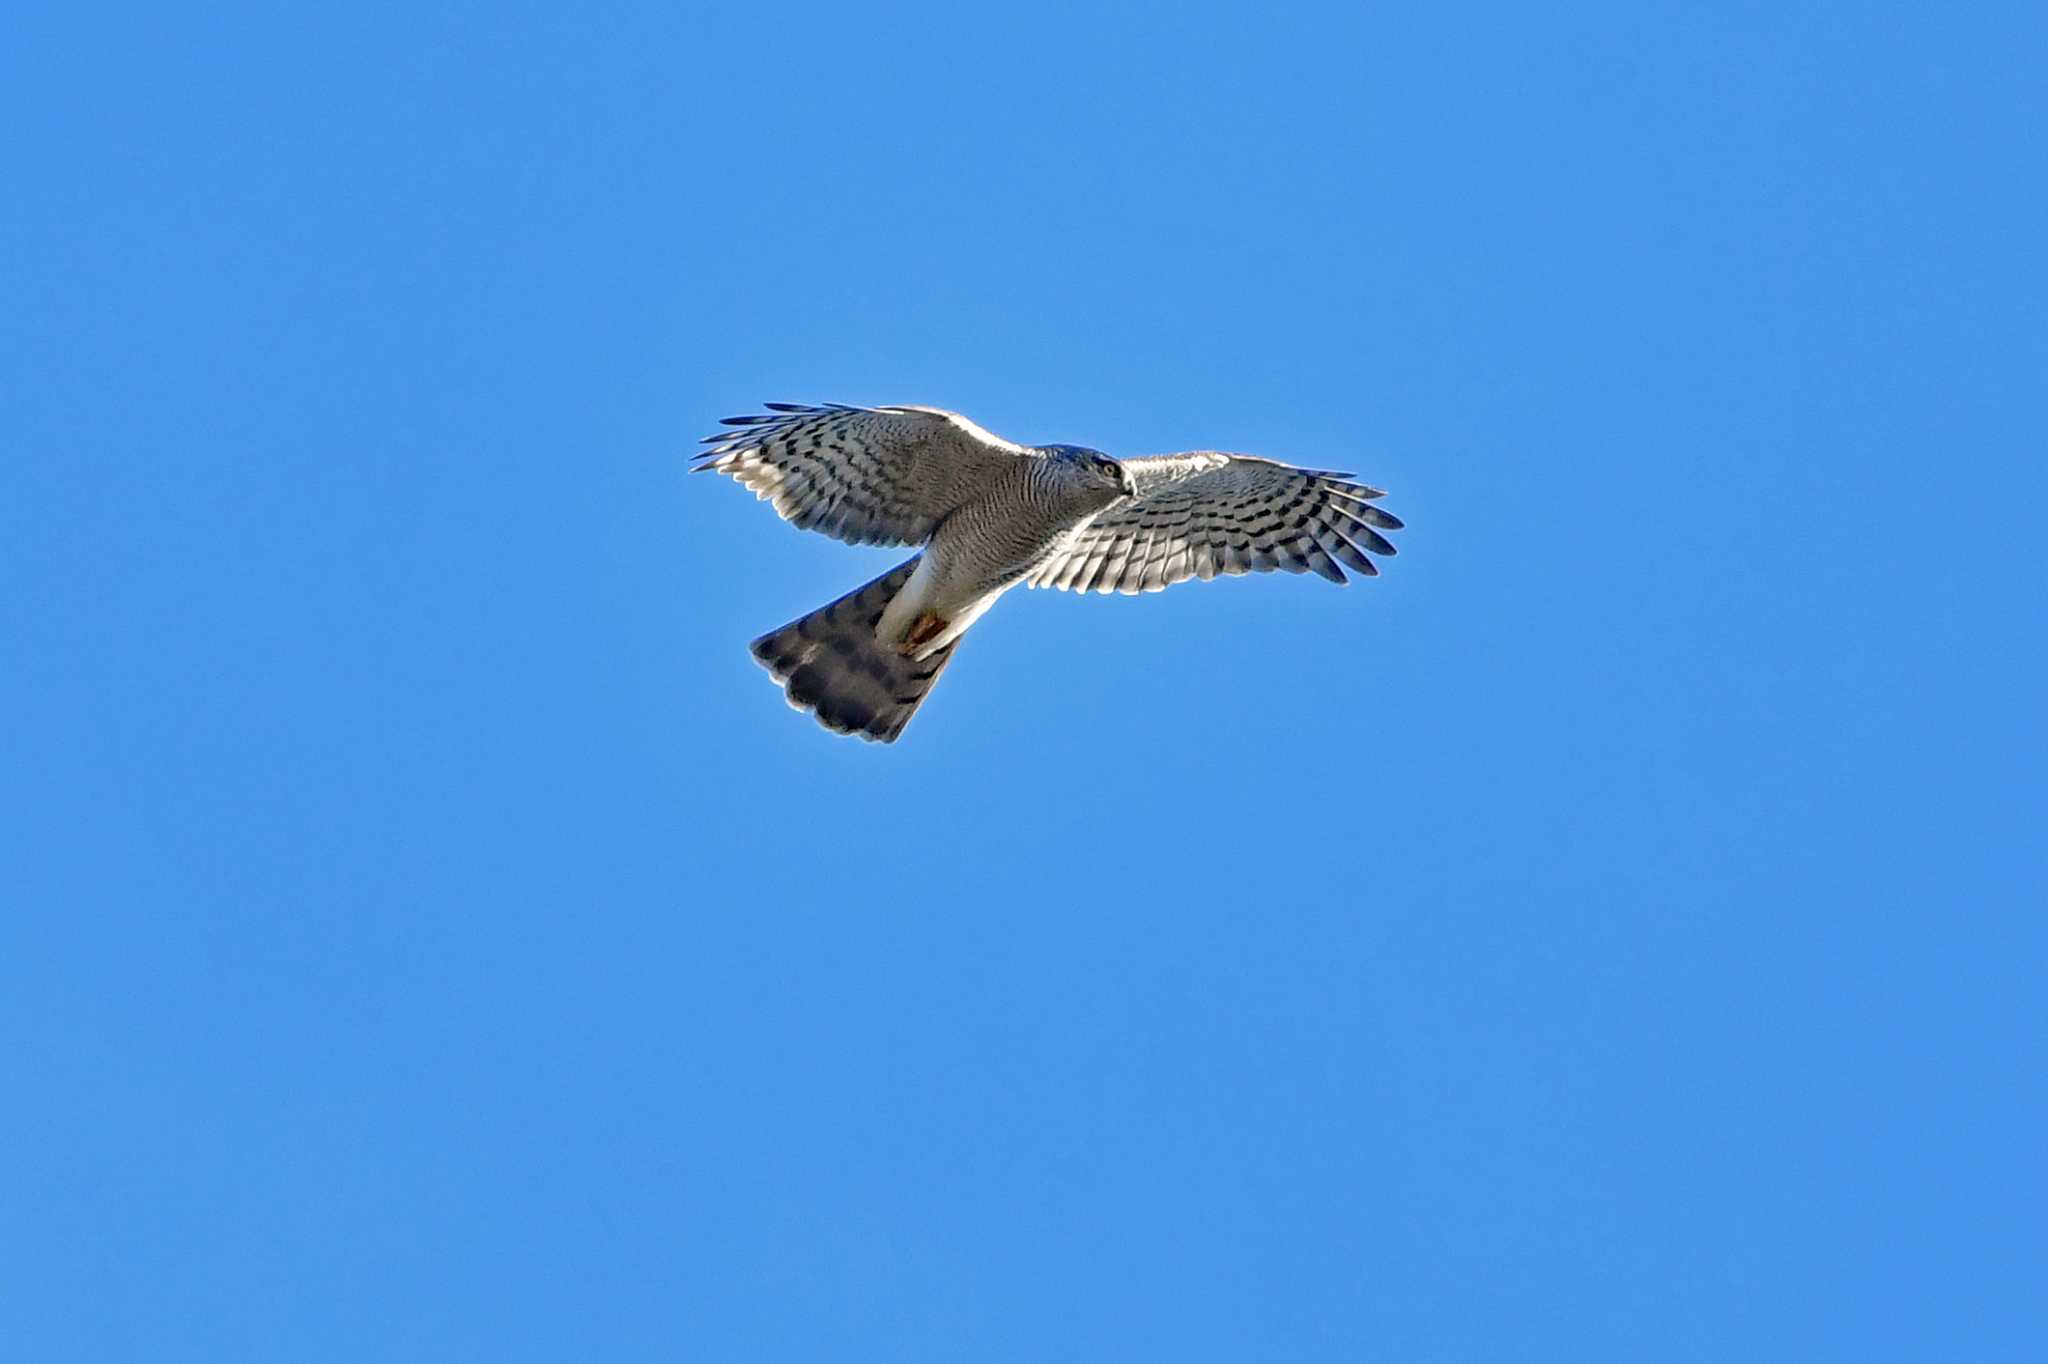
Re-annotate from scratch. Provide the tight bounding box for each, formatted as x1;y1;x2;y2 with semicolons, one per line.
1119;469;1139;498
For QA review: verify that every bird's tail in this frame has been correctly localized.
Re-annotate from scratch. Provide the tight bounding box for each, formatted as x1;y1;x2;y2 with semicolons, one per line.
749;556;961;743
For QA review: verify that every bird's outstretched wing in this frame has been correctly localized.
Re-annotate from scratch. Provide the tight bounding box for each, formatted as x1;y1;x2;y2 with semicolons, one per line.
694;402;1035;547
1026;452;1402;594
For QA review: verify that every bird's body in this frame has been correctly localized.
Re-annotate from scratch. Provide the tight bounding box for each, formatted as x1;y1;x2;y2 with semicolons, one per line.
697;403;1403;742
877;448;1128;659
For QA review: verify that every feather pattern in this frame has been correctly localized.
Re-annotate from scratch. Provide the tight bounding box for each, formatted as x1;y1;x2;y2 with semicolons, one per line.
694;402;1035;547
701;404;1405;741
750;557;959;743
1026;453;1403;594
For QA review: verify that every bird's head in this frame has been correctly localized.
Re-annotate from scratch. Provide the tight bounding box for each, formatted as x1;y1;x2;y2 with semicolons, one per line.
1047;444;1137;498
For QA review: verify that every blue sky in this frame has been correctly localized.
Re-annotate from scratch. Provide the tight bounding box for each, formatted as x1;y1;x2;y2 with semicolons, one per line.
5;2;2043;1359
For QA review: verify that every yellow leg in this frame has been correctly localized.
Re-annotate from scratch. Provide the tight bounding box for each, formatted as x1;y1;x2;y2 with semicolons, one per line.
901;611;948;654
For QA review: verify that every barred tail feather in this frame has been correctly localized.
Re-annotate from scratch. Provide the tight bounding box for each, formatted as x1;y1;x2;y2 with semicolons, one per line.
749;556;960;743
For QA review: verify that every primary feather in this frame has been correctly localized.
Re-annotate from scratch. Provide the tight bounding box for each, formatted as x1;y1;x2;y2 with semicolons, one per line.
693;402;1034;547
1027;453;1402;594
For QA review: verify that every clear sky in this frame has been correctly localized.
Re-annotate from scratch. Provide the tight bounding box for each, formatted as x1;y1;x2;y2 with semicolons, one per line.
5;3;2044;1360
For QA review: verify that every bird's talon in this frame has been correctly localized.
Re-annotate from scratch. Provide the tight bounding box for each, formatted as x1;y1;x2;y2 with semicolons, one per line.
901;611;948;653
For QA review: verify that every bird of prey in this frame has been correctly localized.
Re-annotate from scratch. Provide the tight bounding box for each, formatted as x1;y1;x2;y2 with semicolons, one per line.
696;402;1403;742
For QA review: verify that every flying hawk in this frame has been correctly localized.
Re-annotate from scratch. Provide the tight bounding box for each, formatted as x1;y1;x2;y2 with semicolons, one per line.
697;402;1402;741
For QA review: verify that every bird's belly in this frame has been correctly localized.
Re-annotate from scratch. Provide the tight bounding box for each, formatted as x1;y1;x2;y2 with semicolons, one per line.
928;510;1070;598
